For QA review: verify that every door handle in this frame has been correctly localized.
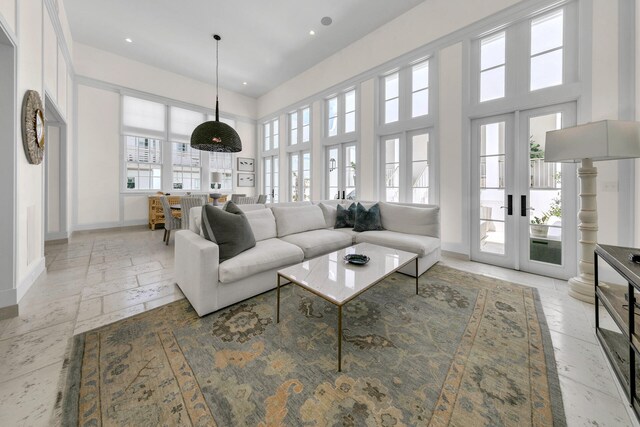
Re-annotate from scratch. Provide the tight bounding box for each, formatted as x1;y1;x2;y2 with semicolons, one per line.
342;190;345;200
520;195;534;216
500;195;513;215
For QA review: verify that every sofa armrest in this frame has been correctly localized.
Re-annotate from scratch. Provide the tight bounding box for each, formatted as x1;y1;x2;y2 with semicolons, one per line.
175;230;219;316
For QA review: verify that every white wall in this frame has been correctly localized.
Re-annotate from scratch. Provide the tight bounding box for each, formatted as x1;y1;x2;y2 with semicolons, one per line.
0;0;74;309
74;44;258;230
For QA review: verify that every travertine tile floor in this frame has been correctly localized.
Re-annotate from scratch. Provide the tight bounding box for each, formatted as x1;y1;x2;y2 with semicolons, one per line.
0;226;637;426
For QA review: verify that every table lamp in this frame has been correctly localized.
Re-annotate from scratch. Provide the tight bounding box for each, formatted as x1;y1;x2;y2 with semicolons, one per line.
210;172;224;206
545;120;640;303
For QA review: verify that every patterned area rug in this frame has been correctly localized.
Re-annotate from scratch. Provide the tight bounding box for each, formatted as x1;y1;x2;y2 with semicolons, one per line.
57;264;565;426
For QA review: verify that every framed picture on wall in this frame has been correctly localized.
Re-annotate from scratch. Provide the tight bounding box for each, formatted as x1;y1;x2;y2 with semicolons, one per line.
237;157;255;172
237;173;255;187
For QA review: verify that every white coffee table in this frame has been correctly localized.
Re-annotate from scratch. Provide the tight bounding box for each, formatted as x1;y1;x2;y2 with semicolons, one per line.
276;242;419;371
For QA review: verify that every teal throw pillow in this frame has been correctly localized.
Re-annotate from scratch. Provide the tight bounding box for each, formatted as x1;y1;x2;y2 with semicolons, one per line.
353;203;384;232
201;202;256;263
335;203;357;228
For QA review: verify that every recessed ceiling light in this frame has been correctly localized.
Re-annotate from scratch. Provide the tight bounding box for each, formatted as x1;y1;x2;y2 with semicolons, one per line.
242;82;247;85
125;38;133;43
309;30;315;36
321;16;333;26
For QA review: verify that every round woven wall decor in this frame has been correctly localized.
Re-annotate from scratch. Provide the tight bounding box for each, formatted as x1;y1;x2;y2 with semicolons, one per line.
21;90;45;165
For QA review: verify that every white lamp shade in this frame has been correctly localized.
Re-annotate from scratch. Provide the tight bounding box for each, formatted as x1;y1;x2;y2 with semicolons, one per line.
545;120;640;163
211;172;224;182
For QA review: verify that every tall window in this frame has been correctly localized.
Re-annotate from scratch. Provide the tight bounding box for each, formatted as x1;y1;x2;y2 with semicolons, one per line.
263;118;279;151
172;143;201;190
325;88;357;138
209;152;233;191
125;137;162;190
170;106;204;191
384;137;400;201
530;9;563;91
380;59;430;124
289;151;311;201
122;96;166;191
480;32;506;102
289;106;311;145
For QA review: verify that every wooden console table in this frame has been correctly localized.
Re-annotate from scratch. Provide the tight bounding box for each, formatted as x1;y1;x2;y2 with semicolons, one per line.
594;244;640;421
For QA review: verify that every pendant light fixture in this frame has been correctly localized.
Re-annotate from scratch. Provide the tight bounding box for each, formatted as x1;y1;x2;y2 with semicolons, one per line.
191;34;242;152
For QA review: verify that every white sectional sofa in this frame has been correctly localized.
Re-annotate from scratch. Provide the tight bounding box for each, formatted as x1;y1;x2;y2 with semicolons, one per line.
174;201;440;316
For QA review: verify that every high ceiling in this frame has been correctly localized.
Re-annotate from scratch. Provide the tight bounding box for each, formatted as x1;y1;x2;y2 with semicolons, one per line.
63;0;425;98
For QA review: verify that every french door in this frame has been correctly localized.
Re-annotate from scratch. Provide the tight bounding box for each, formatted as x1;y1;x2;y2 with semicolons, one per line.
381;129;431;204
263;155;279;203
470;103;577;279
326;143;357;200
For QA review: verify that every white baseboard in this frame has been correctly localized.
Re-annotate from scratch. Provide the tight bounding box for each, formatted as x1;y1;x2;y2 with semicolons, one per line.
73;219;147;232
0;287;17;310
441;242;469;256
16;257;46;302
46;231;70;241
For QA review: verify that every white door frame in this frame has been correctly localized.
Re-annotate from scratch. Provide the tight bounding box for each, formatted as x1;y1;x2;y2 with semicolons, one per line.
470;103;577;279
44;96;68;241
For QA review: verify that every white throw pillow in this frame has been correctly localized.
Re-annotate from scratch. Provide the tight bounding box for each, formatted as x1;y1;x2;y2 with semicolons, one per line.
378;202;440;237
318;203;338;228
244;209;277;241
271;205;327;237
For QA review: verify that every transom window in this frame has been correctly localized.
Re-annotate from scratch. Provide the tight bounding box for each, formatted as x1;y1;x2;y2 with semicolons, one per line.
263;118;279;151
480;32;506;102
380;58;431;124
325;88;358;138
530;9;564;91
475;6;573;104
289;106;311;145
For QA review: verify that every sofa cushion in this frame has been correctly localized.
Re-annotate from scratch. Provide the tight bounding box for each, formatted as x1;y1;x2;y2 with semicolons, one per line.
378;202;440;237
218;238;304;283
244;209;277;242
355;230;440;257
201;203;256;263
189;206;205;236
353;203;383;232
281;229;353;259
318;203;338;228
271;205;327;237
335;203;357;228
332;228;360;244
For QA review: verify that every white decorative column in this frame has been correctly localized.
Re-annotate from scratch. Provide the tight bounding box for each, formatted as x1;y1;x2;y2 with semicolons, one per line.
568;158;598;303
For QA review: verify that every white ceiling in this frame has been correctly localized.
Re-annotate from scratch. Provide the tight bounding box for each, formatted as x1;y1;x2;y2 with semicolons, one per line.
63;0;425;98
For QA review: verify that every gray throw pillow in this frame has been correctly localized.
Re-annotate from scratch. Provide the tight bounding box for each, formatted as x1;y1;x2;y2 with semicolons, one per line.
201;202;256;263
335;203;357;228
353;202;384;232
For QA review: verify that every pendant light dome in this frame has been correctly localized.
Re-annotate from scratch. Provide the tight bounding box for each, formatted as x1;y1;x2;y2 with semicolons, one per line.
191;34;242;152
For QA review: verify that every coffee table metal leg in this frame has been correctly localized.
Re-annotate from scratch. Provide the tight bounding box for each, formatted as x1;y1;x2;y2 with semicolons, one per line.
415;258;419;294
338;304;342;372
276;274;281;323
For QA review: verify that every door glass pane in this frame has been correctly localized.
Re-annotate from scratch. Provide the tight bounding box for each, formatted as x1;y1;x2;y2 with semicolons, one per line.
290;154;299;201
345;145;357;200
529;113;562;265
385;138;400;202
264;157;272;201
412;133;429;203
303;152;311;201
479;122;506;254
328;148;339;199
273;156;279;202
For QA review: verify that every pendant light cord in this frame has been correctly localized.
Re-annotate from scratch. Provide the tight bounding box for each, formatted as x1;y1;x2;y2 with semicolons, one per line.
214;35;220;121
